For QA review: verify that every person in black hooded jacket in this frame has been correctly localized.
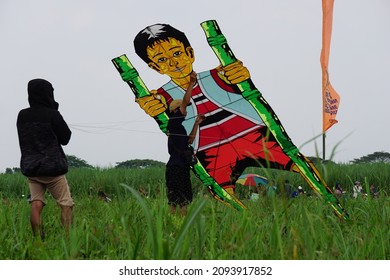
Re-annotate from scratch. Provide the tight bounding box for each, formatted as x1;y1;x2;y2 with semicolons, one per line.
17;78;74;239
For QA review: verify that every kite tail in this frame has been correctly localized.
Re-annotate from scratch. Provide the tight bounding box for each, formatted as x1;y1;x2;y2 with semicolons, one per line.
201;19;349;220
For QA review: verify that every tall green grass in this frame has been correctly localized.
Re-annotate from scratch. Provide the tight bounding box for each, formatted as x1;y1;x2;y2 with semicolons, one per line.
0;164;389;260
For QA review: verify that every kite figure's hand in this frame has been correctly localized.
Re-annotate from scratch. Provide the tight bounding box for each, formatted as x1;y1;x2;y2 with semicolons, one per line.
217;60;250;85
136;91;167;117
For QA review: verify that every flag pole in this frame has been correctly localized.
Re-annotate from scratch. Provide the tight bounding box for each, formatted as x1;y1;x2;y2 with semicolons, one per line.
322;133;326;161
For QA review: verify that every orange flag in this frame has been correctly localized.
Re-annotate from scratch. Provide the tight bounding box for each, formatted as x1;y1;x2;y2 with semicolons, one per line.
321;0;340;132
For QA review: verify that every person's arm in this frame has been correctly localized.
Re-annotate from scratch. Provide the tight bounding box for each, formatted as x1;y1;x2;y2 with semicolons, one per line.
179;71;197;115
53;112;72;145
188;114;205;144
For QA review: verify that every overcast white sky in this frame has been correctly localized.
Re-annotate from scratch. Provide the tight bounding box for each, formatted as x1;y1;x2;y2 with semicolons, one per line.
1;0;389;172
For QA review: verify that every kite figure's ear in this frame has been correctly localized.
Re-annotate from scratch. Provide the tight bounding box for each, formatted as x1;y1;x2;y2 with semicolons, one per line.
186;47;195;59
148;62;161;73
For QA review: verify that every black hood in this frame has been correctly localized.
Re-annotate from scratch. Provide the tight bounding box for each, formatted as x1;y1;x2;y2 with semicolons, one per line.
27;79;59;110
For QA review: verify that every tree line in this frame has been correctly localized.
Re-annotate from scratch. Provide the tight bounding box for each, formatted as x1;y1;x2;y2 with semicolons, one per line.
4;156;164;174
4;151;390;174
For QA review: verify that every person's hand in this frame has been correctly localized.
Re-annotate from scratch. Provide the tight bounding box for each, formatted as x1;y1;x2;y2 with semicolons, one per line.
196;114;206;124
189;71;197;86
216;60;250;84
136;91;167;117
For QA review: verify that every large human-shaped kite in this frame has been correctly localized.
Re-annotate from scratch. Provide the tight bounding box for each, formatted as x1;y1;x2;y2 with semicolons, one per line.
112;20;348;219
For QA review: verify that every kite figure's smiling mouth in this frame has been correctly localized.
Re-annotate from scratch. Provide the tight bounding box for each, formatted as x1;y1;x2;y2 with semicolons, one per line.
173;67;185;72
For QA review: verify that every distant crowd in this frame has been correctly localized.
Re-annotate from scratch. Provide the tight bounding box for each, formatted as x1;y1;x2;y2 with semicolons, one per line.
333;181;379;199
245;179;380;202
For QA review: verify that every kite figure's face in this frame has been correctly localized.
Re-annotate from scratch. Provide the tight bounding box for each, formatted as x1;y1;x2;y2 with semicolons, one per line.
146;37;194;79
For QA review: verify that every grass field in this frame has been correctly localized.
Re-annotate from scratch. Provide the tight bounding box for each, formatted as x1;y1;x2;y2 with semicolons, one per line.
0;163;389;260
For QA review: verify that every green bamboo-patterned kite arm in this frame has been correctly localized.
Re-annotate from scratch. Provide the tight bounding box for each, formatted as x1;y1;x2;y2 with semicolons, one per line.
111;54;149;98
